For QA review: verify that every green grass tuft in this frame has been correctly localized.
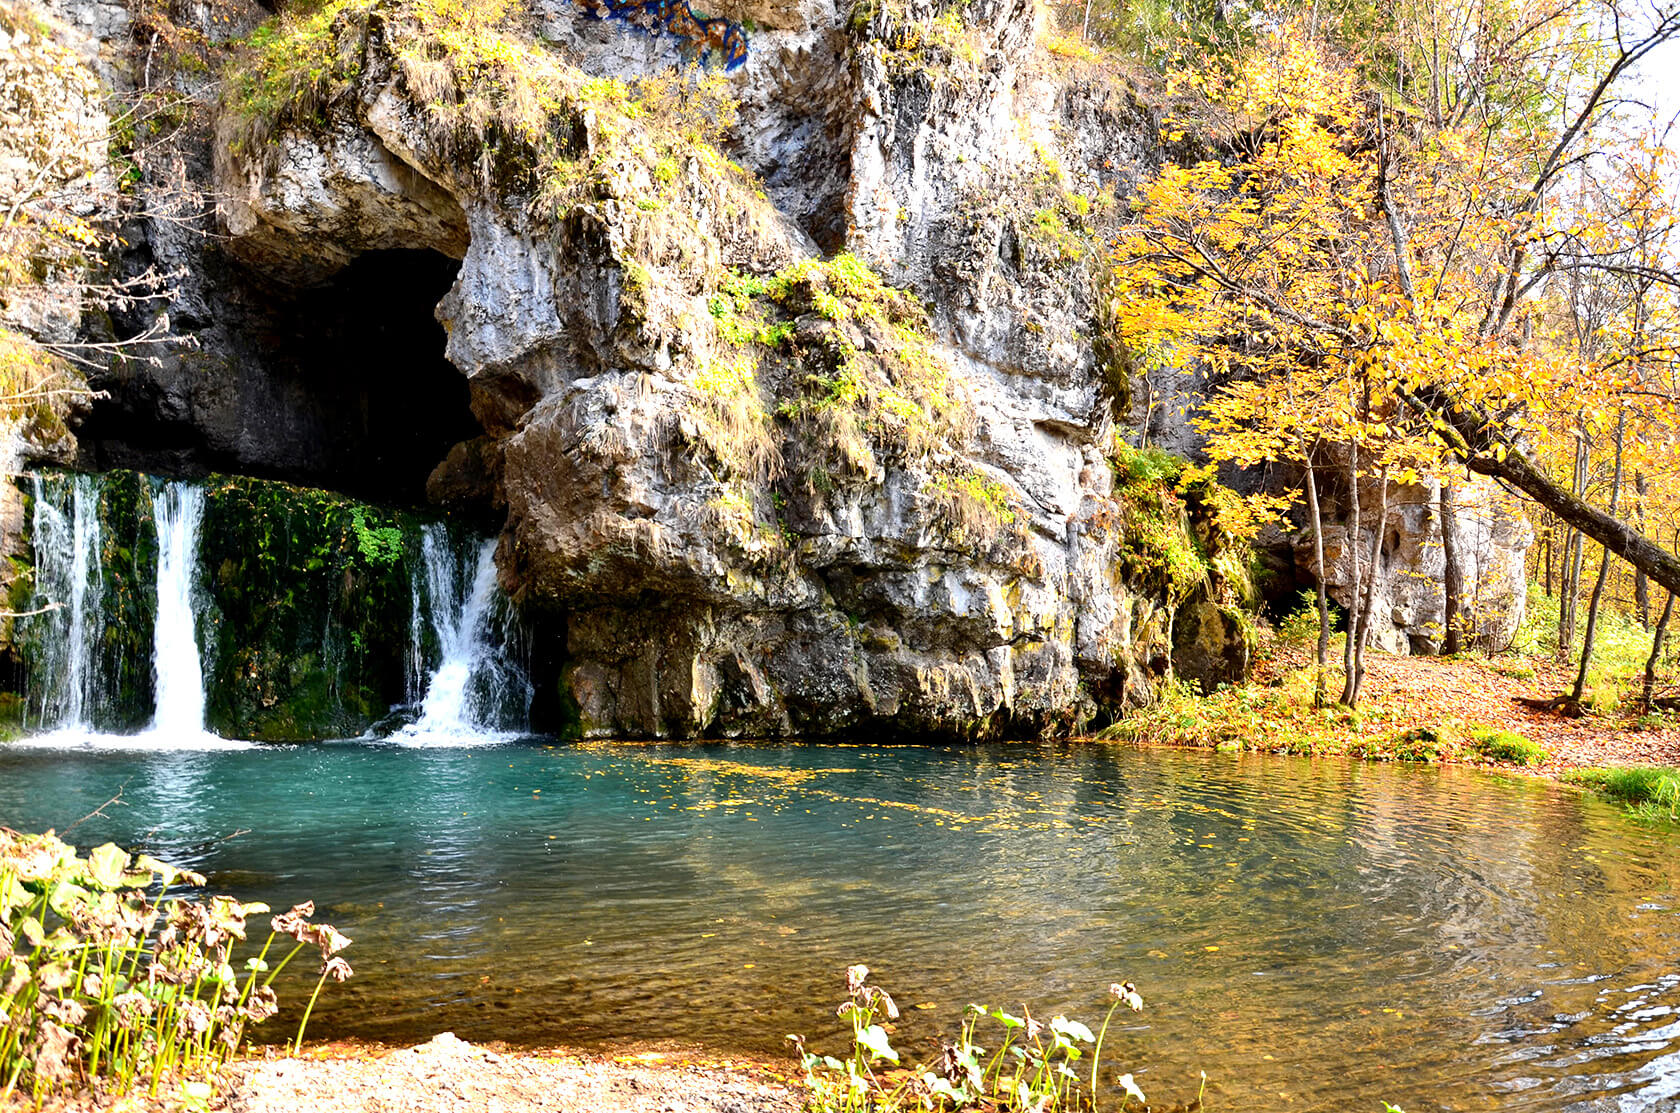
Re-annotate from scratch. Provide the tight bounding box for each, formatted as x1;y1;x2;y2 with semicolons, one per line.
1563;765;1680;820
1465;725;1546;766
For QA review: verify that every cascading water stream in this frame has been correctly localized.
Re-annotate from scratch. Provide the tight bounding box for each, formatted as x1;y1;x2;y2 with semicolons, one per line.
401;527;529;742
16;469;523;747
26;474;105;730
18;475;246;749
149;482;211;739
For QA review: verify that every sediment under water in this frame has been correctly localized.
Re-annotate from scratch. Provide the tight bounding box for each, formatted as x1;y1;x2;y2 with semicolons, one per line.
1;739;1678;1112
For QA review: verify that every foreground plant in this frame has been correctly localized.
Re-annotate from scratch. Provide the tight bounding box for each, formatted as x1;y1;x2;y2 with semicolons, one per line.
789;966;1147;1112
0;827;353;1103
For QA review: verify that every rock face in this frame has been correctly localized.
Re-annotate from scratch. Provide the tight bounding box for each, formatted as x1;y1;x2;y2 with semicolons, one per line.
1298;471;1531;655
14;0;1530;739
205;0;1193;738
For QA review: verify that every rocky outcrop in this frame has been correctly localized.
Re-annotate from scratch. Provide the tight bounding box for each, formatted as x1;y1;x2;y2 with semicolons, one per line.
205;0;1192;737
1298;471;1531;655
17;0;1528;739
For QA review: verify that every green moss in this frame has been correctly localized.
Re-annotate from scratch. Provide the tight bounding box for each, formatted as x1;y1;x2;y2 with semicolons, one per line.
1113;443;1184;487
694;255;1017;543
765;253;965;472
1028;208;1085;262
1364;724;1463;763
864;0;984;75
1466;725;1546;766
927;466;1018;540
0;693;23;741
1109;444;1206;605
225;0;758;231
198;475;421;741
222;0;377;153
349;505;404;566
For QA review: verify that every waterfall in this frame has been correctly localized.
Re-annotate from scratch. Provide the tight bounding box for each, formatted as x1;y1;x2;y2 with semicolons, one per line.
149;482;209;739
25;474;105;730
17;473;249;749
14;468;528;747
401;526;530;741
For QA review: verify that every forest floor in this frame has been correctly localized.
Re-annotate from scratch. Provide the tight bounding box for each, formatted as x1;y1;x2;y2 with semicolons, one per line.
1102;633;1680;775
1314;648;1680;773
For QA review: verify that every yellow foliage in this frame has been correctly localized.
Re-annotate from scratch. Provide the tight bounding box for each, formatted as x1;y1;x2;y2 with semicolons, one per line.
1110;10;1680;530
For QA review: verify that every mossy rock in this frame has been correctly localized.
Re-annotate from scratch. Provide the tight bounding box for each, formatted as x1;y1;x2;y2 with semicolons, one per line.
1374;724;1463;763
198;475;427;741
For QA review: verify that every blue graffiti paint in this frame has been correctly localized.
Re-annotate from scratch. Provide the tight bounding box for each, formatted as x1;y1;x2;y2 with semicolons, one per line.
578;0;749;69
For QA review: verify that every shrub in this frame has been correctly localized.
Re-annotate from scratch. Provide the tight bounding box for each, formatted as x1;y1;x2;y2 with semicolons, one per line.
1369;724;1461;763
1109;442;1184;489
1277;590;1321;647
1;828;352;1102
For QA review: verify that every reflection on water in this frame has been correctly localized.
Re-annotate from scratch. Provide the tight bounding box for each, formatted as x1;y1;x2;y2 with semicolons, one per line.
2;740;1679;1112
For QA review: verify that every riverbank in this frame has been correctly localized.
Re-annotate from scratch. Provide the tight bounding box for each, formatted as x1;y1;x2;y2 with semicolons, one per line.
0;1034;803;1113
1102;641;1680;774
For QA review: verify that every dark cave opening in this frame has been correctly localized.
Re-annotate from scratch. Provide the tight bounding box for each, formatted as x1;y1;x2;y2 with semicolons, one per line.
277;249;481;504
80;248;481;507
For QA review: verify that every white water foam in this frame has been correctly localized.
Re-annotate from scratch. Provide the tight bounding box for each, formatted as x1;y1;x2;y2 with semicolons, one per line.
8;728;257;751
149;482;211;742
396;530;528;746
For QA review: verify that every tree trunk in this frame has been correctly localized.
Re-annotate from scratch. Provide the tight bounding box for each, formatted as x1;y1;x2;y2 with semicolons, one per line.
1342;466;1389;708
1559;527;1581;658
1571;411;1626;706
1341;442;1361;702
1304;455;1331;705
1440;478;1463;654
1558;431;1588;658
1643;591;1674;711
1542;521;1554;597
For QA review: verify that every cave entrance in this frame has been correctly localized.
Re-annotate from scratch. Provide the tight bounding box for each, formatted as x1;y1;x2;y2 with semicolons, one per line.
78;247;480;507
279;248;479;505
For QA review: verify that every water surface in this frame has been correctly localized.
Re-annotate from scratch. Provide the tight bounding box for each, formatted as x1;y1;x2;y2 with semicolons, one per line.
3;740;1678;1112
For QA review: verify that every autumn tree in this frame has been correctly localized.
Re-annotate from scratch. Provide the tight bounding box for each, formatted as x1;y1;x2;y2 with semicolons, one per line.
1106;0;1680;704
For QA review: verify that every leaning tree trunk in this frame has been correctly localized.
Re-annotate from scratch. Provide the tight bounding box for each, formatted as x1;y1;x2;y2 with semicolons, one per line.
1571;411;1626;707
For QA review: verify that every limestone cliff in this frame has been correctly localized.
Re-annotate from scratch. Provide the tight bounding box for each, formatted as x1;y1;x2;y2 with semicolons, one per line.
202;0;1208;737
5;0;1531;740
